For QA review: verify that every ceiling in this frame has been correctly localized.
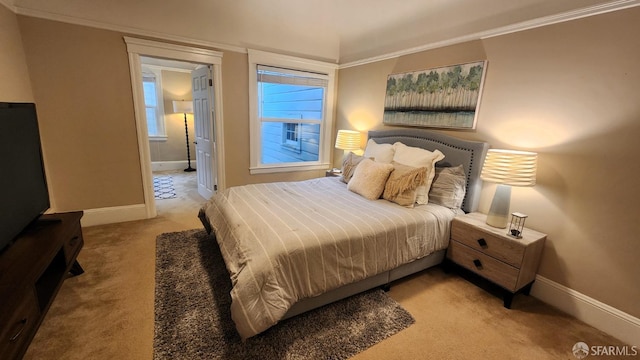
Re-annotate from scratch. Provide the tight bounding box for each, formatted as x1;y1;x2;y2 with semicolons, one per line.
6;0;639;64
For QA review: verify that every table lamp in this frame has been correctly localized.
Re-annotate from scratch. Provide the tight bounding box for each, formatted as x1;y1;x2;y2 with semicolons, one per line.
480;149;537;228
335;130;362;157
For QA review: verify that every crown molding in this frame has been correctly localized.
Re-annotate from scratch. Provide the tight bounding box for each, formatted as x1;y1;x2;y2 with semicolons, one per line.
339;0;640;68
0;0;16;12
7;0;640;67
12;6;247;54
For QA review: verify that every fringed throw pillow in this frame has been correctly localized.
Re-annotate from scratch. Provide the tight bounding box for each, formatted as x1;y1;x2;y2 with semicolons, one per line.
392;142;445;205
383;162;427;207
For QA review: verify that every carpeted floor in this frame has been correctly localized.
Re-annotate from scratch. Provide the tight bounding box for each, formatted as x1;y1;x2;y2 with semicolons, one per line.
22;172;630;360
154;229;415;360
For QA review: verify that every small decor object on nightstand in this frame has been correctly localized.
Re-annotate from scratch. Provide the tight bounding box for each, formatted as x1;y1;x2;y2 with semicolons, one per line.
508;212;528;238
326;168;342;177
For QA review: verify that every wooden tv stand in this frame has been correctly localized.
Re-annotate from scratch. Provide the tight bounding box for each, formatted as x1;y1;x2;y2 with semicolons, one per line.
0;211;84;360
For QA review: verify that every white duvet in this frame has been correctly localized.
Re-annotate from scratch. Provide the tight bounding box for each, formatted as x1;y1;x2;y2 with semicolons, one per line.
200;176;458;339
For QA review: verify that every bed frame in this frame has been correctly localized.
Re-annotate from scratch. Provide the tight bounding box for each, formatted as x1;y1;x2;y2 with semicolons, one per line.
282;129;489;319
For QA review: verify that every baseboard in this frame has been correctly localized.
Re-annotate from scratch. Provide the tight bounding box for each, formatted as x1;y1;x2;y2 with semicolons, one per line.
531;275;640;346
152;161;194;172
80;204;149;227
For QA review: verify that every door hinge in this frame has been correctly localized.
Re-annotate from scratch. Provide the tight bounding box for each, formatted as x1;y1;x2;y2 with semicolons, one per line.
214;184;218;191
209;79;213;86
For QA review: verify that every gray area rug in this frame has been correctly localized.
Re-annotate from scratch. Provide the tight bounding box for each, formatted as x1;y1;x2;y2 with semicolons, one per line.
154;229;415;360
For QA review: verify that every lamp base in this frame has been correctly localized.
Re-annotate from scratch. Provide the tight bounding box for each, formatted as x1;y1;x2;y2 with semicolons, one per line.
486;184;511;228
184;167;196;172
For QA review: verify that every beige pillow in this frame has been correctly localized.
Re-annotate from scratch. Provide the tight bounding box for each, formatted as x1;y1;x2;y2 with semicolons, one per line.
347;158;394;200
392;142;445;204
363;139;395;163
383;162;427;207
429;165;467;209
341;152;367;184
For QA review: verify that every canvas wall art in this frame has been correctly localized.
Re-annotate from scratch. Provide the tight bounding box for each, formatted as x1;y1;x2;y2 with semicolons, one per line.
383;61;487;129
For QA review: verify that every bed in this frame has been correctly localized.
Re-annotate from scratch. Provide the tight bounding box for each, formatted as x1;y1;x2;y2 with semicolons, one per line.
199;129;489;339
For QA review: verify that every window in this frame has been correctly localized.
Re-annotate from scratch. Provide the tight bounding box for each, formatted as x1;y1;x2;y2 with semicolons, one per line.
141;66;166;140
282;123;301;152
249;50;337;174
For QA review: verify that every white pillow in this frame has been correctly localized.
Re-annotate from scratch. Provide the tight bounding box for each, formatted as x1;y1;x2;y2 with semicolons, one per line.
347;158;394;200
392;142;445;204
363;139;395;163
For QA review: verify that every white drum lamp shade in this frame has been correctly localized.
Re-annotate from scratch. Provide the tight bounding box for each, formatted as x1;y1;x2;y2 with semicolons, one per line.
172;100;193;114
481;149;537;228
335;130;362;155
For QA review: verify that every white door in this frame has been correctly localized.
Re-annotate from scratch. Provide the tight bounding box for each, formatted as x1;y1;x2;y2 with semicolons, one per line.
192;66;217;199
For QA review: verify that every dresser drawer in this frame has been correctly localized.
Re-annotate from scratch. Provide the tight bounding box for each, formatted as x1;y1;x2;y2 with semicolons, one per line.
451;218;524;267
0;288;40;359
447;241;519;291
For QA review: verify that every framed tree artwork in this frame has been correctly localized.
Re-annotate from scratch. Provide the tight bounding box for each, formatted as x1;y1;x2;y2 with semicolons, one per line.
383;60;487;129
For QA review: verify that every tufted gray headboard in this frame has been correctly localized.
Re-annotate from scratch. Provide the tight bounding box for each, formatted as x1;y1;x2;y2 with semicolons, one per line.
368;129;489;213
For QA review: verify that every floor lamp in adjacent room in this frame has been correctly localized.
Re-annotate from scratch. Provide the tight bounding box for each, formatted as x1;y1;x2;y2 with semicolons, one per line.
173;100;196;172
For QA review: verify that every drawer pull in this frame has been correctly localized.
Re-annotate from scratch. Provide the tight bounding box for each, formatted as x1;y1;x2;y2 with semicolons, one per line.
473;259;483;269
477;238;488;248
9;318;28;342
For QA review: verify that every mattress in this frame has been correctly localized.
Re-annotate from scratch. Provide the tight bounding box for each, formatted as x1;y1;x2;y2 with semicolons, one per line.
199;176;459;339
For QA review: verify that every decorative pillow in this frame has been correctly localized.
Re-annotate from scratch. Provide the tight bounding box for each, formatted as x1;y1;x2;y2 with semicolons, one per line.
363;139;395;163
341;152;367;184
392;142;445;204
429;165;467;209
347;158;394;200
383;162;427;207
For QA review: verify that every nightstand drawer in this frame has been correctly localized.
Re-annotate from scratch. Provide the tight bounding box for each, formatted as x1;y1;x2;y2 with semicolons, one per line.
451;218;524;267
447;241;519;291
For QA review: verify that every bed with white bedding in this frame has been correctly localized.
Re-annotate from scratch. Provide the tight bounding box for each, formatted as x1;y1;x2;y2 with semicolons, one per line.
199;129;489;339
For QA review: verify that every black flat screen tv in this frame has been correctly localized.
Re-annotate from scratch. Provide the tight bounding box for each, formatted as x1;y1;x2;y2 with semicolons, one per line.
0;102;50;253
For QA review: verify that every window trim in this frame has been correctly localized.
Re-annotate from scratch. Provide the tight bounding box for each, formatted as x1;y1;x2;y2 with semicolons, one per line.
141;65;167;138
248;49;338;174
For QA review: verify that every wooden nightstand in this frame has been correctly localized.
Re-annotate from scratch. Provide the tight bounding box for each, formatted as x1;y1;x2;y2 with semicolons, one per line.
446;212;546;308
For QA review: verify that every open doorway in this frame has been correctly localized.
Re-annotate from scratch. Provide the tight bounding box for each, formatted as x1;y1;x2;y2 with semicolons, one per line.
124;37;225;219
139;56;202;214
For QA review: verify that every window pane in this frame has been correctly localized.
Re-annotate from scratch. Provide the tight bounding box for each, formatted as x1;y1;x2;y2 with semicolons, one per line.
259;82;324;121
146;108;158;135
143;81;157;106
261;122;320;164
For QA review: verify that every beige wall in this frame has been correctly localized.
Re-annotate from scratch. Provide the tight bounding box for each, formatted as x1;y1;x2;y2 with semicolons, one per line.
220;51;326;187
335;8;640;317
18;16;143;210
149;69;194;163
15;15;323;213
0;4;33;101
